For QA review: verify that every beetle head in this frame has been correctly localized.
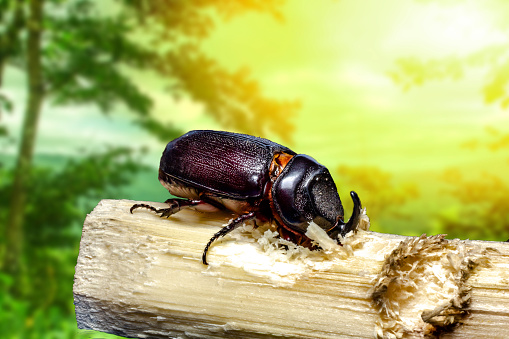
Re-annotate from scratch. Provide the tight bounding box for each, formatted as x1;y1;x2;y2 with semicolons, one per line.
272;154;344;233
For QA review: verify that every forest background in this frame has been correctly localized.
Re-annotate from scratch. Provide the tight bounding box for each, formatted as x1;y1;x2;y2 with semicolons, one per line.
2;0;509;337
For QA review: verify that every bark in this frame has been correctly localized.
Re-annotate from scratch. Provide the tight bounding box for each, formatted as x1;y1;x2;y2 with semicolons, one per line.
4;0;44;279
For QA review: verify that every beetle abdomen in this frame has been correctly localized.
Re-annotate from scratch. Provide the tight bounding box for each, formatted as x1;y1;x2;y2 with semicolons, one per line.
159;130;295;199
159;170;201;200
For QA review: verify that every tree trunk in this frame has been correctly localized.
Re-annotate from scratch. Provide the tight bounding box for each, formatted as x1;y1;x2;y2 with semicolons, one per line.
0;0;25;114
0;59;4;88
4;0;44;281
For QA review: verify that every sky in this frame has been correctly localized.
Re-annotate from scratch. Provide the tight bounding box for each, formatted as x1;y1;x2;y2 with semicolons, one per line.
3;0;509;235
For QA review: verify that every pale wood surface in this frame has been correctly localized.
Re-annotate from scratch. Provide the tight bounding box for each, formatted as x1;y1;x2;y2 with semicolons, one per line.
73;199;509;338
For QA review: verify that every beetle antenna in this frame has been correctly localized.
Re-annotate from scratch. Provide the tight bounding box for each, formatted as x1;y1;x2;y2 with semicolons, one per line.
202;212;256;265
328;191;362;241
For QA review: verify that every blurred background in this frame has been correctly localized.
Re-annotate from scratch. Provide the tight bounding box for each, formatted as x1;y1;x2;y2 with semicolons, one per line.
2;0;509;337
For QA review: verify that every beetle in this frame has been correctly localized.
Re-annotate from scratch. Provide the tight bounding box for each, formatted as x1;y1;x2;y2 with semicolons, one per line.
130;130;362;265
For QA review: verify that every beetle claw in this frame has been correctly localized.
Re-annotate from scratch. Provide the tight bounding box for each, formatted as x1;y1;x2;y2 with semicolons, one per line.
130;203;179;218
131;199;204;218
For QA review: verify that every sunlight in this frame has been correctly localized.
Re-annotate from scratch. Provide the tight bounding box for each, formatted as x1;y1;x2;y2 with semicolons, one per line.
433;4;507;54
384;1;507;58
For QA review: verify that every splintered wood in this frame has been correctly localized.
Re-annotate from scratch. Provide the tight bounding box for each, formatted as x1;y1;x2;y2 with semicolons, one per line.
73;199;509;339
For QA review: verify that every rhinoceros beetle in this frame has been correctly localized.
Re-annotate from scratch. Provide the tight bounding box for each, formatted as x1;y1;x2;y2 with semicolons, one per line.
131;130;362;265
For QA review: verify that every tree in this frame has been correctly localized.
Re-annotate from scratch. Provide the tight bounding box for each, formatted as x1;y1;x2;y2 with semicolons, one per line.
0;0;298;286
4;0;45;281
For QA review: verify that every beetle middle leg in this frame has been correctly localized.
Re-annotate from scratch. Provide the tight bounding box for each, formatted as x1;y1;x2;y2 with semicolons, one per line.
202;211;256;265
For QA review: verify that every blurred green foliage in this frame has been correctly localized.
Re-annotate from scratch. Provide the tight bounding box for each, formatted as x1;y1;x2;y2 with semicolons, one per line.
0;149;144;338
435;128;509;241
389;0;509;241
1;0;296;337
0;273;118;339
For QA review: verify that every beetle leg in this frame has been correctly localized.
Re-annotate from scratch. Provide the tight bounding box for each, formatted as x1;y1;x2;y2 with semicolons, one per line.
130;203;158;214
202;211;256;265
130;199;212;218
277;225;314;248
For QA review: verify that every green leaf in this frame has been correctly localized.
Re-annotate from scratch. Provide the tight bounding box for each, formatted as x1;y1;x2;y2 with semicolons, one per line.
0;93;13;113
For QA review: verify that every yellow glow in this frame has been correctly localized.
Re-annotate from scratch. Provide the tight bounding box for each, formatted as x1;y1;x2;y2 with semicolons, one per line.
425;4;506;54
197;0;509;239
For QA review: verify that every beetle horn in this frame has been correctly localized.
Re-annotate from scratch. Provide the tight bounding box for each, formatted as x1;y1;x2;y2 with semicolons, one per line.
328;191;362;240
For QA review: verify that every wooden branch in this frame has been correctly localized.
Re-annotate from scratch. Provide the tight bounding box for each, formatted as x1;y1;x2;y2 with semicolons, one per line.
74;199;509;339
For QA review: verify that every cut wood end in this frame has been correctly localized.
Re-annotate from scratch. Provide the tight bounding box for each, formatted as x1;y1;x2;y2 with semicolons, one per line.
370;234;493;338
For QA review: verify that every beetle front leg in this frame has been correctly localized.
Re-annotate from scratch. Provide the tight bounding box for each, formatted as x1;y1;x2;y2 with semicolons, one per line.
202;211;256;265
